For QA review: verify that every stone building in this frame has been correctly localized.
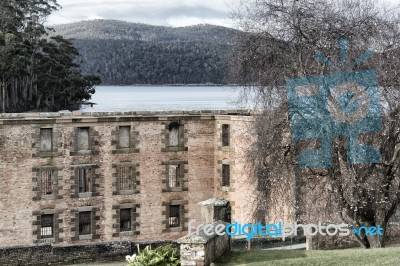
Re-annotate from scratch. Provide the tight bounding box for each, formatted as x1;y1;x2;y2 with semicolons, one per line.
0;110;257;249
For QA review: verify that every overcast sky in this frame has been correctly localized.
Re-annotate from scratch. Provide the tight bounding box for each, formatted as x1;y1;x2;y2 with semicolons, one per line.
47;0;236;27
47;0;399;28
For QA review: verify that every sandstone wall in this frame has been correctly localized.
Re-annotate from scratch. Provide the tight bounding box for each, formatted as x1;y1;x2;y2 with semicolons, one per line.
0;111;256;248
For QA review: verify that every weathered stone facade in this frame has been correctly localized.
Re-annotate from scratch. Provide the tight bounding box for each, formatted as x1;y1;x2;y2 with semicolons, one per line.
0;110;256;249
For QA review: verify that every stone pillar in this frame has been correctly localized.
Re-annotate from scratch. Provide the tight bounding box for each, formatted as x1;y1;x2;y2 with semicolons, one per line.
178;221;230;266
198;198;230;225
306;236;318;250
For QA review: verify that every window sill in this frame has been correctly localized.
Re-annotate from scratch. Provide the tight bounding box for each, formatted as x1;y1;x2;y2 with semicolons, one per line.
112;148;139;154
119;231;140;236
113;230;140;237
221;186;231;192
115;190;140;195
79;234;93;240
221;146;233;152
70;150;98;156
78;192;93;198
162;187;187;192
34;151;61;158
71;192;100;198
163;226;185;233
41;194;56;200
162;146;188;152
38;238;55;244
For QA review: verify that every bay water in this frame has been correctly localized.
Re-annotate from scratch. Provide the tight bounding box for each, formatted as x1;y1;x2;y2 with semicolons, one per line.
80;86;246;112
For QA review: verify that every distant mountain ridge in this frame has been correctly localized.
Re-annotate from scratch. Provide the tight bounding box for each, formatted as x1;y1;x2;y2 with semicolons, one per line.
52;19;238;44
51;20;238;85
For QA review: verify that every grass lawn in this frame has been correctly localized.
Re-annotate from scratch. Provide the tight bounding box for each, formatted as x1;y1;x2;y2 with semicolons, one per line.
215;247;400;266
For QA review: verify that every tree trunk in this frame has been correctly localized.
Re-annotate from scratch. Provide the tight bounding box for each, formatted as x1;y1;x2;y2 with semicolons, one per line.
36;93;42;109
1;79;5;113
367;233;385;248
354;218;387;248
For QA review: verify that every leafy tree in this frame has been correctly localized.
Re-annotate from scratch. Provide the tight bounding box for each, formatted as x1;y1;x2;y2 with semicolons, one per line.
0;0;100;112
36;36;100;110
232;0;400;248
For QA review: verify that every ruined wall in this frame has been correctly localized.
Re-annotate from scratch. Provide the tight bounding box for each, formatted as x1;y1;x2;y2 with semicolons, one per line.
213;116;258;225
0;110;255;249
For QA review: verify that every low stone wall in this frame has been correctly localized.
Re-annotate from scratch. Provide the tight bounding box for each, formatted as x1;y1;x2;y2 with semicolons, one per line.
231;236;306;251
178;221;230;266
0;240;176;266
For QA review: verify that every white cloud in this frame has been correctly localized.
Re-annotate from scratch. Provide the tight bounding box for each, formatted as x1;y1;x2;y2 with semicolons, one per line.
48;0;397;28
87;15;105;21
166;16;232;28
47;0;233;27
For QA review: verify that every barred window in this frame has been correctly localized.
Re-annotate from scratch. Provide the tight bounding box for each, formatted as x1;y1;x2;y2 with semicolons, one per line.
79;211;91;235
169;205;180;227
120;208;132;232
169;123;179;146
78;168;91;193
222;164;230;186
119;126;131;148
41;170;54;195
168;165;182;188
40;128;53;151
119;166;135;191
40;214;54;238
222;124;230;147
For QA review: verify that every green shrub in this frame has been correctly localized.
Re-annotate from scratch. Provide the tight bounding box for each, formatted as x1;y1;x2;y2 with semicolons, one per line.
126;245;180;266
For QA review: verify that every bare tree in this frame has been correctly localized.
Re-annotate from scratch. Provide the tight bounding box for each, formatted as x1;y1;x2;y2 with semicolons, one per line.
231;0;400;248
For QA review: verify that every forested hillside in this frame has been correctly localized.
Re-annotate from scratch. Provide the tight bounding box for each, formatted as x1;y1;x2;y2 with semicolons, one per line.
52;20;238;85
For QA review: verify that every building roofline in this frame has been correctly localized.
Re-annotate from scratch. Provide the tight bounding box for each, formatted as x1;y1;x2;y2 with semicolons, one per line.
0;109;255;124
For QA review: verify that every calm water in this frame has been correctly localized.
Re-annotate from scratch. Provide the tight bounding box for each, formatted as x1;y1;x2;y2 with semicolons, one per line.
80;86;244;112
